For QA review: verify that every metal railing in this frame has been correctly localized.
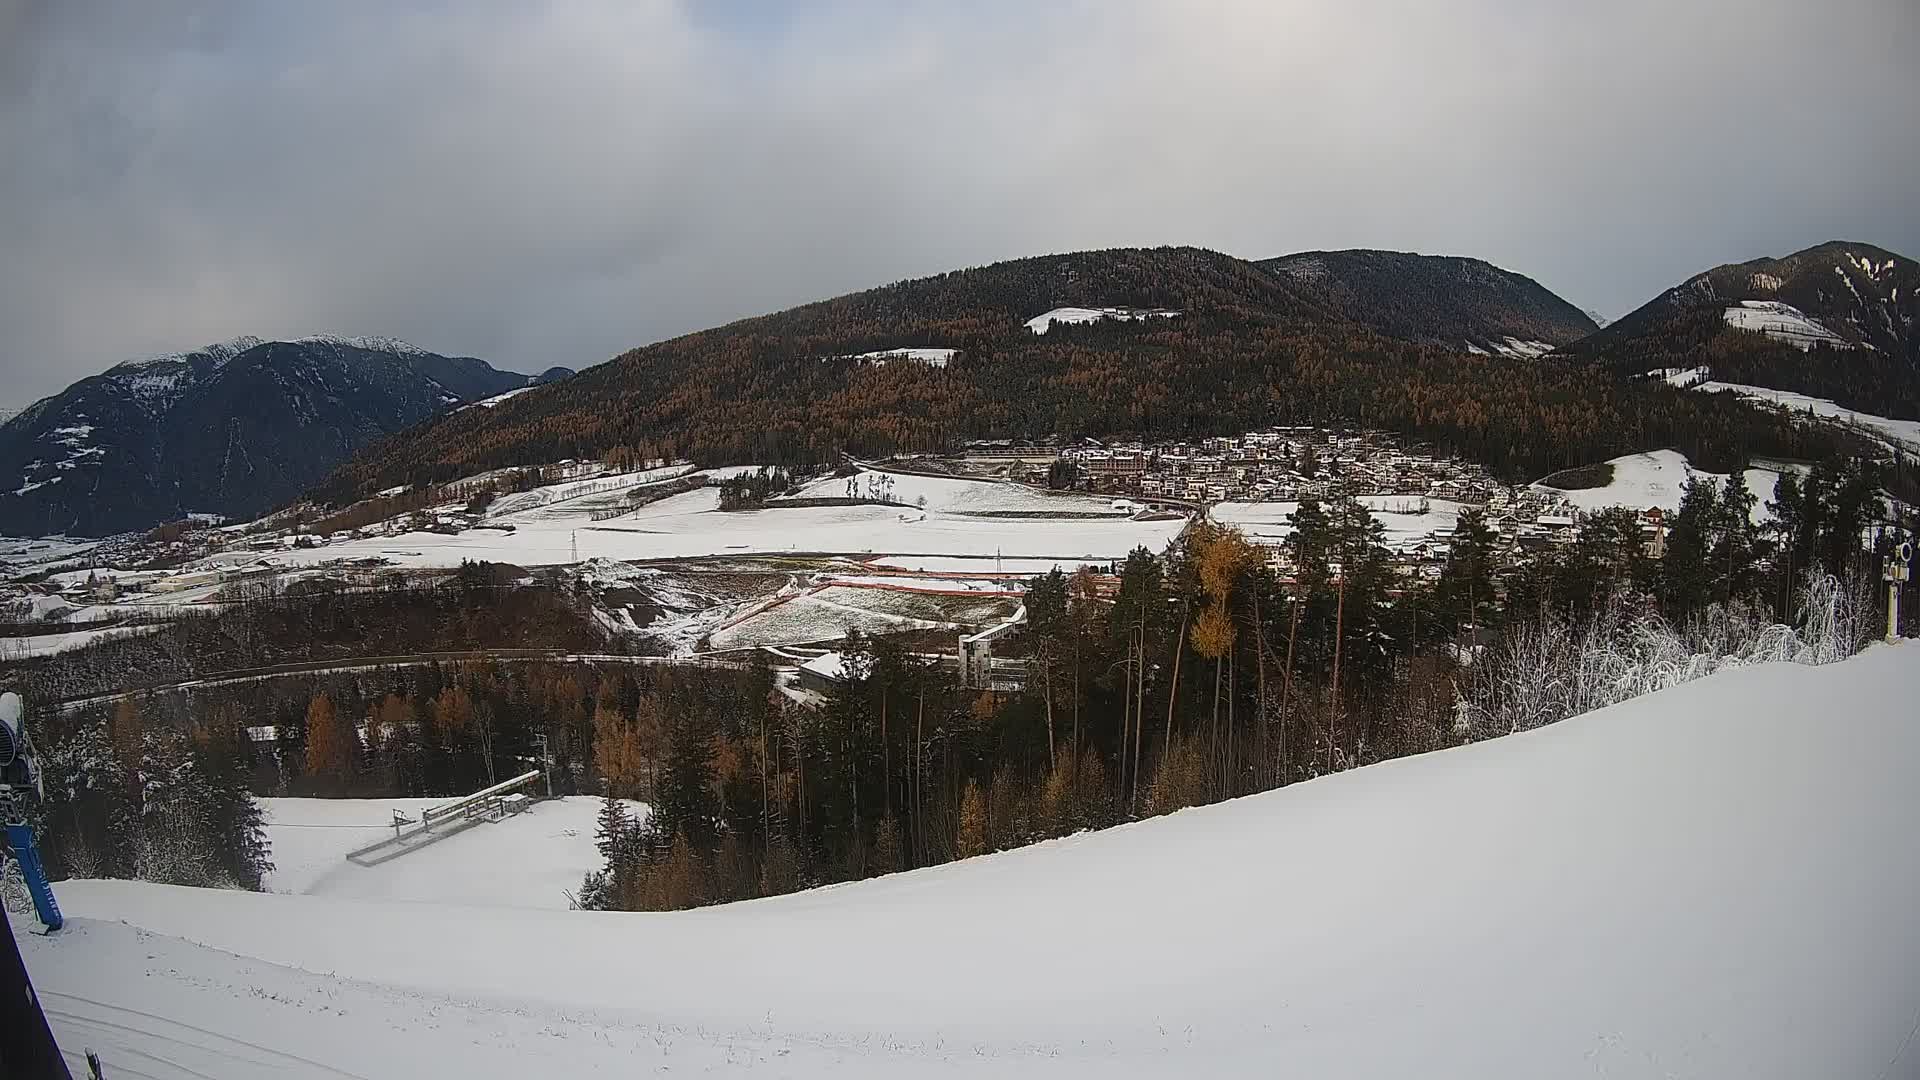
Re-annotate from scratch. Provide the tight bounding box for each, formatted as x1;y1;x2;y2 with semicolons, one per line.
344;770;543;866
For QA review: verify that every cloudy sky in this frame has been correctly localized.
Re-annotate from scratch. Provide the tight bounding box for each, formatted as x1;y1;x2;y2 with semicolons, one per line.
3;0;1917;405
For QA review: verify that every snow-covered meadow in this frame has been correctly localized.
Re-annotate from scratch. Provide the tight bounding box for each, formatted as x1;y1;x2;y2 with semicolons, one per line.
1696;381;1920;453
1533;448;1783;519
246;468;1183;573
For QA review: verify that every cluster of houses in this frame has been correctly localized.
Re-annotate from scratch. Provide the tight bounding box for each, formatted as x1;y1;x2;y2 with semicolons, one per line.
965;428;1671;579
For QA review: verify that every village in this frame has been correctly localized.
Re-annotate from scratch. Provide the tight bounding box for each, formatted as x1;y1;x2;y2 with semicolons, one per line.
4;425;1691;687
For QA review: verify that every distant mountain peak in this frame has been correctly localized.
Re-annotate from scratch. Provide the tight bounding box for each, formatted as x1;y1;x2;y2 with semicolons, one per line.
2;336;543;536
286;333;433;357
112;335;266;373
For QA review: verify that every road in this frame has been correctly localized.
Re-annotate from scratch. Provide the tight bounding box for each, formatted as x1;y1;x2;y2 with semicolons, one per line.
51;648;753;713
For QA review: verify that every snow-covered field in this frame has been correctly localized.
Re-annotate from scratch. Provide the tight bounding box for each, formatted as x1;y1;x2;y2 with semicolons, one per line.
1535;449;1781;519
1697;381;1920;453
1721;300;1853;350
0;623;161;659
1463;337;1555;359
788;469;1126;516
21;642;1920;1077
838;347;957;367
0;535;99;575
262;795;629;909
1212;496;1470;552
1025;307;1180;334
241;470;1182;572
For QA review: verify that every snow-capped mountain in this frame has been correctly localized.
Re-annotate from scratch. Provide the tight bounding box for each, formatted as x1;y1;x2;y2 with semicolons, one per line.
1257;248;1598;356
1581;241;1918;361
1565;241;1920;420
0;336;573;537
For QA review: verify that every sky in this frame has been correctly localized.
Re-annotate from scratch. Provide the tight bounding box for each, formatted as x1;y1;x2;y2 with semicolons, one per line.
3;0;1918;406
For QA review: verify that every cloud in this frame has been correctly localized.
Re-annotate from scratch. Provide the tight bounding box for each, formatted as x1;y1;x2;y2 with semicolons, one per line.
3;0;1917;404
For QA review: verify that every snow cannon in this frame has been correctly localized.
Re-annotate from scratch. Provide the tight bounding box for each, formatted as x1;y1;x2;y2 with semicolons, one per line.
0;692;61;931
0;691;43;802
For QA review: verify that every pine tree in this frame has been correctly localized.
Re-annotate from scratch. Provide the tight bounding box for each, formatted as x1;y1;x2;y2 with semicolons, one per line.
594;793;632;863
1660;476;1720;618
1437;506;1498;633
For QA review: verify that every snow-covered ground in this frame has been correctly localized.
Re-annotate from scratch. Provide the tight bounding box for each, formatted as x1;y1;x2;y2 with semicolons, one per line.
867;554;1103;574
1025;307;1180;335
484;463;698;519
1534;449;1781;519
1212;496;1470;552
0;623;161;659
1489;336;1555;359
235;470;1183;572
1721;300;1853;350
1696;381;1920;453
262;795;632;910
837;348;957;367
0;535;99;576
21;642;1920;1077
466;386;537;409
1652;364;1711;389
788;469;1126;516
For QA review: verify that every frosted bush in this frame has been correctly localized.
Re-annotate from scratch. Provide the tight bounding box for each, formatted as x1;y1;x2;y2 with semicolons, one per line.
1460;574;1864;740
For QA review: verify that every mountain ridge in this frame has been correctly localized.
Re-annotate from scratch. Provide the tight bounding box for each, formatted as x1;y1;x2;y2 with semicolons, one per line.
1564;239;1920;419
314;245;1839;506
1257;248;1598;357
1;336;574;536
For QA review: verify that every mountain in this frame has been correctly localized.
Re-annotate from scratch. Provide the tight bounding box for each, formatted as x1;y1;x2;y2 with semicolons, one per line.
0;335;558;537
316;246;1839;506
1257;249;1598;357
1567;240;1920;418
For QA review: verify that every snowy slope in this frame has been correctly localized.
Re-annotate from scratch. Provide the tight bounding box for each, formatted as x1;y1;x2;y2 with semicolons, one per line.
1721;299;1854;350
1535;449;1781;519
261;796;632;908
1025;307;1180;334
1696;381;1920;453
22;642;1920;1078
836;347;957;367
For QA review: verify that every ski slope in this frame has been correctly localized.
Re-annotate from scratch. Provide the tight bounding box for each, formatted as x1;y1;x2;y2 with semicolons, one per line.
20;643;1920;1077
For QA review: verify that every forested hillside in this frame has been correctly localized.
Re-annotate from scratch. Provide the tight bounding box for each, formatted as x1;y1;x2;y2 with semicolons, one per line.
1258;249;1597;354
318;247;1848;504
1568;240;1920;419
0;336;570;536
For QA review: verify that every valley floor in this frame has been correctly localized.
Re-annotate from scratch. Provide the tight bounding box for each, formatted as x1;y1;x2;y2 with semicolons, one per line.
17;642;1920;1078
